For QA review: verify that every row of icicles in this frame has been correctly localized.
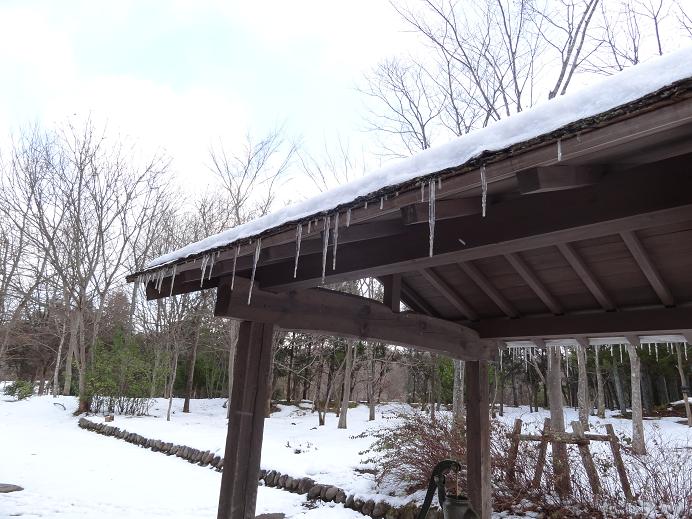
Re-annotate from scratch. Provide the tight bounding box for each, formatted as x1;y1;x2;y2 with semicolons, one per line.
500;342;690;374
138;168;491;304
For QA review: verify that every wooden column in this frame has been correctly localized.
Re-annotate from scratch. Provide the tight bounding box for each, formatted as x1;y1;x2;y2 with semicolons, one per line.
217;320;275;519
466;360;491;519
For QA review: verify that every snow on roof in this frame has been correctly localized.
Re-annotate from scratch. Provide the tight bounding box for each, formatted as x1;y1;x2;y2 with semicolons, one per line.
145;46;692;271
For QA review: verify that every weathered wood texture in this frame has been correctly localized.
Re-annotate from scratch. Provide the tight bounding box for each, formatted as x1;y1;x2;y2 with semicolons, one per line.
213;277;491;360
218;321;275;519
466;360;491;519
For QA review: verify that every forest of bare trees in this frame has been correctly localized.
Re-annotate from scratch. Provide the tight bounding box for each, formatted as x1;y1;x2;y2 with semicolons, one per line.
1;0;691;441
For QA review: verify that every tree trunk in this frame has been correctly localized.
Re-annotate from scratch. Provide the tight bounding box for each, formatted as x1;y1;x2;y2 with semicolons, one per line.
675;343;691;427
548;346;571;496
576;343;590;430
367;342;376;421
167;348;179;422
62;313;78;395
626;343;646;454
183;321;202;413
594;345;606;418
337;340;355;429
52;321;67;397
612;363;627;415
452;359;465;423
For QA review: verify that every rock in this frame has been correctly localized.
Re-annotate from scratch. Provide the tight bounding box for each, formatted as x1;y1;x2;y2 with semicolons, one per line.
307;485;322;499
335;490;347;504
277;474;287;487
0;484;23;493
211;455;221;467
362;499;375;516
298;478;315;493
353;498;365;512
255;514;285;519
265;471;277;486
284;477;294;490
372;501;390;518
324;486;339;501
345;495;355;509
397;506;417;519
259;469;267;479
105;414;114;422
385;507;400;519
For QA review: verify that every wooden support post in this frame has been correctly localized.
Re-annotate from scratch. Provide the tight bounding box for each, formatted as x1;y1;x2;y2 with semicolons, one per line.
604;424;633;502
466;360;491;519
532;418;551;489
506;419;523;484
217;321;275;519
545;343;571;497
571;421;601;496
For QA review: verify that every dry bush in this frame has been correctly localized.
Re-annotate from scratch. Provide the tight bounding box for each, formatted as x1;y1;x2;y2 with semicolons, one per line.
359;406;692;518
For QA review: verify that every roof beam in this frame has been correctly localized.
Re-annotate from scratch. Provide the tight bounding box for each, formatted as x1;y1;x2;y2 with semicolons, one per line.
458;261;519;318
505;253;563;315
213;277;491;361
401;198;481;225
556;242;615;311
420;268;479;321
517;165;605;194
253;158;692;291
400;280;438;317
381;274;402;313
620;230;675;307
472;306;692;340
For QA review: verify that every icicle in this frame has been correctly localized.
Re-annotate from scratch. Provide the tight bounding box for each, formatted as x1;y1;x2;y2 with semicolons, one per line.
321;215;330;283
557;139;563;161
685;342;688;360
380;197;384;210
208;252;216;280
524;348;528;372
499;348;503;372
293;224;302;278
437;177;442;190
428;179;436;257
200;254;210;287
656;343;659;362
231;245;239;290
565;347;569;377
364;201;368;210
648;343;652;356
307;220;312;234
169;264;177;297
421;182;425;202
480;165;488;217
248;238;261;305
610;344;614;357
346;208;351;227
332;213;339;270
619;343;623;363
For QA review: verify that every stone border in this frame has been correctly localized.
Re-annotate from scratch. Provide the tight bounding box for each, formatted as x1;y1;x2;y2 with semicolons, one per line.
77;418;439;519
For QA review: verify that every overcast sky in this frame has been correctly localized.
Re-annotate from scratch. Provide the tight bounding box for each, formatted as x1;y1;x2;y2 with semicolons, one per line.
0;0;413;194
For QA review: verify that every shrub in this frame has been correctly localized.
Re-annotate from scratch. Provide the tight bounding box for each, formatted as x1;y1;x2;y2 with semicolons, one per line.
3;380;34;400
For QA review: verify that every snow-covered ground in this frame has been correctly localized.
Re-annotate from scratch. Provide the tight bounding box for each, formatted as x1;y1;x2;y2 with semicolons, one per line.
1;395;690;518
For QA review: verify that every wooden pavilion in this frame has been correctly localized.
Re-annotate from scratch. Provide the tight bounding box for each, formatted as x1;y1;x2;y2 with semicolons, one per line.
128;60;692;519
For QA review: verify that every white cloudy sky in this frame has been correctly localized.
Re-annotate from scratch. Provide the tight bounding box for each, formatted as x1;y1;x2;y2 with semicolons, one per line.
0;0;413;194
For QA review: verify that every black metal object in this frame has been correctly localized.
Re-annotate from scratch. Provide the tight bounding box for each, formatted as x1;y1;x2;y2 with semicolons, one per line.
416;460;479;519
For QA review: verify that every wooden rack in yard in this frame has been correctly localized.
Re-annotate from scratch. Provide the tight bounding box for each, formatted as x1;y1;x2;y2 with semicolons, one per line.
505;418;633;501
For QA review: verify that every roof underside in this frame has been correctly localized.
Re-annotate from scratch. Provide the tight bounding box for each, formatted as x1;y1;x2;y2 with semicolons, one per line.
135;77;692;345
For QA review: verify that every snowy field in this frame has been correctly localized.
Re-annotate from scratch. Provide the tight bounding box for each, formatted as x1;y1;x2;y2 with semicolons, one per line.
1;395;690;518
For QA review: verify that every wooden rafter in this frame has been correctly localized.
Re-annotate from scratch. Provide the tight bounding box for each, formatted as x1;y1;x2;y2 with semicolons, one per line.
516;165;605;194
458;261;519;318
420;267;479;321
504;252;563;315
620;230;675;307
556;242;615;311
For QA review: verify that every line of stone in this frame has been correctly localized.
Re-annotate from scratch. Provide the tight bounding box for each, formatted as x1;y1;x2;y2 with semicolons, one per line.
77;418;435;519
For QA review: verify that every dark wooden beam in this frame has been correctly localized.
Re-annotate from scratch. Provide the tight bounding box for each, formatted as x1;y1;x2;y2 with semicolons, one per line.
420;268;479;320
466;360;491;518
400;281;438;317
217;320;274;519
620;230;675;307
381;274;402;313
401;198;481;225
505;253;563;315
458;261;519;318
556;242;615;311
472;306;692;340
214;277;490;360
254;158;692;291
517;165;605;194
